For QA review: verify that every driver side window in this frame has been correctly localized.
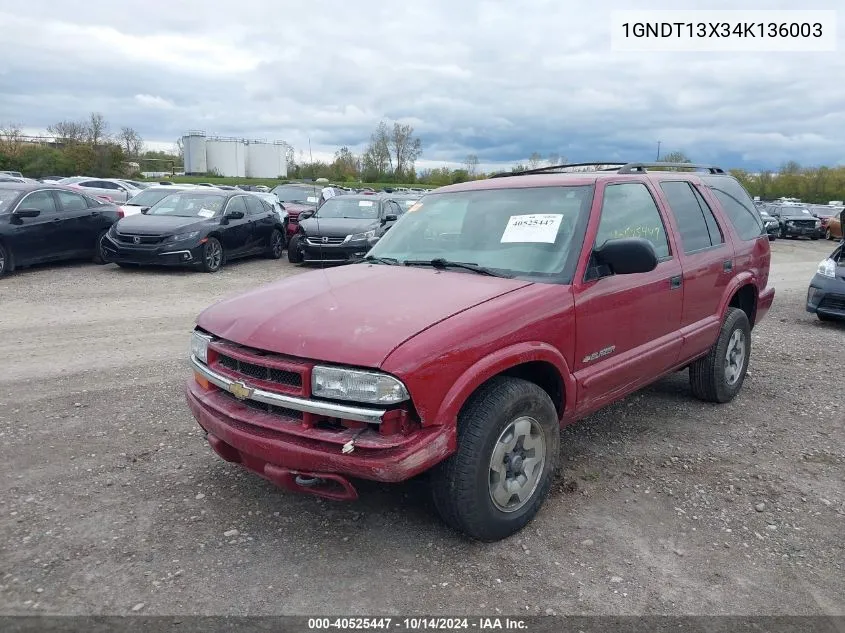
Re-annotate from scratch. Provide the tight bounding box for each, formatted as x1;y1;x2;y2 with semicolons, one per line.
595;183;670;259
225;196;248;215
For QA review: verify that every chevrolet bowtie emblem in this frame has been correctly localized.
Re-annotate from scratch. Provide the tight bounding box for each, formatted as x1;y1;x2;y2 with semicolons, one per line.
228;380;253;401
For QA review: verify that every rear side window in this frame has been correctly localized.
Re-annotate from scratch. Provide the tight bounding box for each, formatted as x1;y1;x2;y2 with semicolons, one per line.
701;176;763;241
660;181;725;253
595;182;670;259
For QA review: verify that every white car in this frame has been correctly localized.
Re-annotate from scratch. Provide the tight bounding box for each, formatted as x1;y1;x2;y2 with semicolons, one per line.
119;185;200;216
250;192;288;224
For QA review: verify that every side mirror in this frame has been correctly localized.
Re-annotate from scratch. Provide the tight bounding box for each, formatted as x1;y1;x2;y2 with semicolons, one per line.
593;237;658;276
13;208;41;218
140;207;150;214
299;210;314;220
224;210;245;220
383;214;398;223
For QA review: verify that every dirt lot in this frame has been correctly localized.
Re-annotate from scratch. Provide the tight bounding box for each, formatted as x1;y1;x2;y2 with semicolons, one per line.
1;239;843;616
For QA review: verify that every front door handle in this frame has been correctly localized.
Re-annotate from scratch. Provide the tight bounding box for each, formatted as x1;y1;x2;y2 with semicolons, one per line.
670;275;682;289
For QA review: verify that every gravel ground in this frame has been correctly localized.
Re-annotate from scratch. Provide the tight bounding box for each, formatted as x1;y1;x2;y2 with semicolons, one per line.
0;239;843;616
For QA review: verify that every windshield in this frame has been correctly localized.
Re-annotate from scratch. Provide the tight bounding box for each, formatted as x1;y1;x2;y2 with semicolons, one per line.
125;188;183;207
0;188;20;213
148;193;226;218
368;185;593;279
316;197;381;219
271;185;318;205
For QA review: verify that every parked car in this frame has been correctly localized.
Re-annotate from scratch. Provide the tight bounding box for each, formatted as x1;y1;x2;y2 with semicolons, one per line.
0;170;24;179
100;189;286;272
250;192;289;234
764;203;822;239
807;243;845;321
270;184;320;241
39;176;67;183
120;180;151;190
824;212;843;241
758;210;779;240
184;162;774;541
287;194;405;264
119;185;200;217
0;182;123;277
59;178;141;203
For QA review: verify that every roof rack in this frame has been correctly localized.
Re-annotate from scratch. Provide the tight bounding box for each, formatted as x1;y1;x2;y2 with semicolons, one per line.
617;162;725;174
491;161;726;178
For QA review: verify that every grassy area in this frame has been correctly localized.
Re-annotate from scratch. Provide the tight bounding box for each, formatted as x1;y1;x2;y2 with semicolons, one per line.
142;175;435;190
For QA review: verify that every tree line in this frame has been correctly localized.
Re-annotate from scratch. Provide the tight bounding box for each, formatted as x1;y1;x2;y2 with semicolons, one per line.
4;118;845;202
0;113;152;178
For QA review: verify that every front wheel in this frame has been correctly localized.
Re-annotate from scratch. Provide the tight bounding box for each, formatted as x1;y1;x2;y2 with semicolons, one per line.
201;237;224;273
287;235;304;264
430;376;560;542
825;228;832;240
0;241;10;277
689;307;751;403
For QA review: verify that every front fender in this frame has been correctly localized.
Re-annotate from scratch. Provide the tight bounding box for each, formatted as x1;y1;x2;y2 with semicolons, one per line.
433;342;576;429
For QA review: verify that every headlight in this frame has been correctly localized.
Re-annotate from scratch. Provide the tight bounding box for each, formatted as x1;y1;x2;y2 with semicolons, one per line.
815;220;822;227
109;224;119;236
311;366;409;405
817;258;836;278
190;330;212;363
346;229;376;242
165;231;200;243
786;221;794;226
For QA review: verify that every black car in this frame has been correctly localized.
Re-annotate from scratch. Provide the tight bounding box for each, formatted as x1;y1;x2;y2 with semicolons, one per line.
765;204;822;239
0;183;122;277
758;210;779;240
287;194;405;264
807;243;845;321
100;189;286;273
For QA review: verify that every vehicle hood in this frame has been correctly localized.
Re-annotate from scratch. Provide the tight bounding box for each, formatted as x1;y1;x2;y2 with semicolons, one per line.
115;214;212;235
196;264;534;367
299;217;378;238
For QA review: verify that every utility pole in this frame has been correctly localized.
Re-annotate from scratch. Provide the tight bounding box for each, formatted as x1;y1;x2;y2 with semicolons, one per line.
656;141;661;161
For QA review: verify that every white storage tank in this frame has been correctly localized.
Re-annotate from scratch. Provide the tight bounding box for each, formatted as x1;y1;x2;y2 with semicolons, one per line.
246;141;286;179
183;131;207;174
206;137;246;178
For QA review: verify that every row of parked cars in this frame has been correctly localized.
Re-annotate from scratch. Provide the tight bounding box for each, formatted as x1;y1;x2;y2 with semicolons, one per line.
0;176;421;276
755;199;844;241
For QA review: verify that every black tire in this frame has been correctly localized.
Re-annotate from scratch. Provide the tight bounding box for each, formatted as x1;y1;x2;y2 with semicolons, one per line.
689;307;751;403
266;229;285;259
116;263;138;269
0;240;11;277
779;225;787;239
287;235;304;264
825;228;832;240
201;237;224;273
818;312;833;322
93;230;109;264
430;376;560;542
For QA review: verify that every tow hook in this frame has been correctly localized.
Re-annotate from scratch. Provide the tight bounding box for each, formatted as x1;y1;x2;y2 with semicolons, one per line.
295;475;324;487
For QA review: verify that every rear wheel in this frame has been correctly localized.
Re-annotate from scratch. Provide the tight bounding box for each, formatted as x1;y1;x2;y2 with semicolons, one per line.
826;228;832;240
287;235;304;264
430;376;560;542
689;307;751;403
0;241;10;277
201;237;224;273
267;229;285;259
93;230;109;264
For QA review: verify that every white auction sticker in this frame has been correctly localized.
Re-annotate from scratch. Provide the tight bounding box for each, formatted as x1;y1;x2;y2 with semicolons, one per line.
306;196;318;203
197;209;215;218
500;214;563;243
359;200;374;207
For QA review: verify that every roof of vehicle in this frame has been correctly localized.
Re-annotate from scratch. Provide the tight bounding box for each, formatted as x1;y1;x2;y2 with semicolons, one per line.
434;162;733;194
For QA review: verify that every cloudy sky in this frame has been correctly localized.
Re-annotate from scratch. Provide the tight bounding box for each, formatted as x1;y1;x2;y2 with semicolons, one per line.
1;0;843;172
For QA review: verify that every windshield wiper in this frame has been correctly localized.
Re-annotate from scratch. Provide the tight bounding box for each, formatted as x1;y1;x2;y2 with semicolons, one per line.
403;258;508;277
359;255;398;265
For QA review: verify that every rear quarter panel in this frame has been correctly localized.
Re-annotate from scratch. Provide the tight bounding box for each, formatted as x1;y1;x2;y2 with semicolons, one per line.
381;283;577;428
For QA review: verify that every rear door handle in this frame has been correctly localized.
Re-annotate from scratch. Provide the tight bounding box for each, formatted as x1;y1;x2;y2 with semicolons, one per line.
723;260;733;272
670;275;682;289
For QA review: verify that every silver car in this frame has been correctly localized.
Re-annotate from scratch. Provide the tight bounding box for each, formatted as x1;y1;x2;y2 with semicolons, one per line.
63;178;141;203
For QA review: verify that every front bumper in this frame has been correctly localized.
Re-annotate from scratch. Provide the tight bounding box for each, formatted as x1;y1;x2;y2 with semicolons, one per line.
184;361;455;486
780;223;822;238
806;273;845;319
102;234;203;266
299;238;370;263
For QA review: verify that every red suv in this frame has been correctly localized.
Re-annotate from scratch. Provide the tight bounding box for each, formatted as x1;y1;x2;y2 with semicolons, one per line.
186;162;775;541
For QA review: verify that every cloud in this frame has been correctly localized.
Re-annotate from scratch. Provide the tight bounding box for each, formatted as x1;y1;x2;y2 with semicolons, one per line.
0;0;844;171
